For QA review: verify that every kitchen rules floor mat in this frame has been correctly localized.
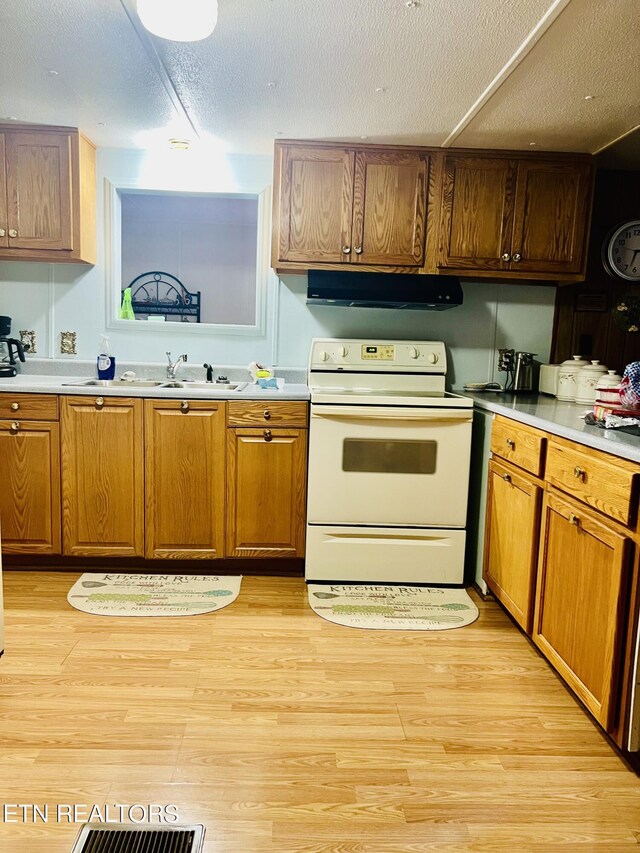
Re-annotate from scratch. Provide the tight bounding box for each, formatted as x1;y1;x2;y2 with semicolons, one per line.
307;584;479;630
67;573;242;617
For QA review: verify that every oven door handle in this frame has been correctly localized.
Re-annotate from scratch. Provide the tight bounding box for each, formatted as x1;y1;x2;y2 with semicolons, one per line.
310;406;473;422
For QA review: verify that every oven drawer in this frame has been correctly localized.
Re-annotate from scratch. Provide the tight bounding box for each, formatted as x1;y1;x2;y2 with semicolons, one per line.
491;416;545;476
306;525;466;584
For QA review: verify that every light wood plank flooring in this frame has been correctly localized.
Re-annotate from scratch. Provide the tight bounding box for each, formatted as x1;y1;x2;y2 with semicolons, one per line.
1;571;639;852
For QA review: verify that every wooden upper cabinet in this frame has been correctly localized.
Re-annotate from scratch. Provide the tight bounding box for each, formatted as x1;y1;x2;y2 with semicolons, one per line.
351;150;428;266
511;160;593;275
438;155;517;271
0;134;7;249
0;125;96;264
273;142;428;269
61;396;144;557
276;144;355;263
5;131;73;251
438;152;593;280
144;399;226;559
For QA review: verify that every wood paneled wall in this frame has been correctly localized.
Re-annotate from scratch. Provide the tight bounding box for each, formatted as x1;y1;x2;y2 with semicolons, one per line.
551;169;640;372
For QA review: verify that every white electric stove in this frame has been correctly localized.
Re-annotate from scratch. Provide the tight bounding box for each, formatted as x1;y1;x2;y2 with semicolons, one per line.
305;338;473;584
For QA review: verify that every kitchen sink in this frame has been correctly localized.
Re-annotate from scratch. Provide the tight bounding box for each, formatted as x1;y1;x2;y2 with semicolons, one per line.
63;379;168;387
162;381;247;391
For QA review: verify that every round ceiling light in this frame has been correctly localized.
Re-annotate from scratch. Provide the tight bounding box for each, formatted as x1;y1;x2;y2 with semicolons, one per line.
137;0;218;42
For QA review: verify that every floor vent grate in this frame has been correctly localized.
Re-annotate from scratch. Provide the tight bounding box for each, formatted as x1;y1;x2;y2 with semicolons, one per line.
71;824;205;853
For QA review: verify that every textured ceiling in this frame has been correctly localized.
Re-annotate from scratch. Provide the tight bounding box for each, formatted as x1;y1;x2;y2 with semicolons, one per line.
0;0;638;162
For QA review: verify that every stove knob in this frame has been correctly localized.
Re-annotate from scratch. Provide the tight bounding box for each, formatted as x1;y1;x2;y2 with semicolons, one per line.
427;352;439;364
408;347;420;359
318;350;329;362
338;346;348;358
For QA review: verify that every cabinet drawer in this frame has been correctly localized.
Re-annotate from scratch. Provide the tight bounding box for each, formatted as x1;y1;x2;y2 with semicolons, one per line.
490;416;545;476
0;392;59;420
227;401;308;427
545;440;637;526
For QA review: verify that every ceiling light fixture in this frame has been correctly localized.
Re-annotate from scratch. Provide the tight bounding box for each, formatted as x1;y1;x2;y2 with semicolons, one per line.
169;137;191;150
137;0;218;42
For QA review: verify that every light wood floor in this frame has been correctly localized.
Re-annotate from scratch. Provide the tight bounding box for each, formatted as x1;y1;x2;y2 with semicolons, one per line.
1;572;639;852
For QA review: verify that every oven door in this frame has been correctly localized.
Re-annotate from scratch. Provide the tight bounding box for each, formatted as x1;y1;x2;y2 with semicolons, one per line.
307;405;472;527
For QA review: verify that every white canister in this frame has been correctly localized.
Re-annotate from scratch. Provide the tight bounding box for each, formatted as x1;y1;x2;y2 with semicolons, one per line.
557;355;590;401
575;360;608;404
595;370;623;406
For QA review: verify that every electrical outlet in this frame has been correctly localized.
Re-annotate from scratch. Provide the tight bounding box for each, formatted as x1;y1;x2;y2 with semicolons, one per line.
19;330;36;354
60;331;77;355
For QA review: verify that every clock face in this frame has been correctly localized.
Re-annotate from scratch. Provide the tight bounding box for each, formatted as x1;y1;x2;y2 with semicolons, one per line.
604;220;640;281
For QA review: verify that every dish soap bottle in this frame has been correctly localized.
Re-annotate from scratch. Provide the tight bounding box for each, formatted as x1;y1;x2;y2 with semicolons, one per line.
120;287;135;320
97;334;116;380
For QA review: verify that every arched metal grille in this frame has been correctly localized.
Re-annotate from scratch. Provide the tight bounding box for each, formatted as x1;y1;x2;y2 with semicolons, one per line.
125;271;201;323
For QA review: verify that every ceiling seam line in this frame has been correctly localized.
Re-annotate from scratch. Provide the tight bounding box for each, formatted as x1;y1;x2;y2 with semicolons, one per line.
118;0;201;140
592;123;640;156
440;0;574;148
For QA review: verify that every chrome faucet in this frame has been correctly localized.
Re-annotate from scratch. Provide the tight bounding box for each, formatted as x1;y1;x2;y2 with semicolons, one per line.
166;351;187;379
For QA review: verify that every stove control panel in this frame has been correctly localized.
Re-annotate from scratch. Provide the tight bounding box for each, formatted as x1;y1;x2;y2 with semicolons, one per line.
309;339;446;372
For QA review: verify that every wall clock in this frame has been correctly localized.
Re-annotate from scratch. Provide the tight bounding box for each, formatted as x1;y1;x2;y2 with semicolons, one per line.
603;219;640;281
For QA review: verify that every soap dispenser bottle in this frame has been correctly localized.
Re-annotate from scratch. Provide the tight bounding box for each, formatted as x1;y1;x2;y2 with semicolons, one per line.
97;334;116;380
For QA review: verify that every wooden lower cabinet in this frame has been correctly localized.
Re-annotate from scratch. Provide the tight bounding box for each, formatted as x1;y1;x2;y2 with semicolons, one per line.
226;427;307;557
483;459;542;633
144;400;226;559
0;420;61;554
533;490;631;730
61;396;144;557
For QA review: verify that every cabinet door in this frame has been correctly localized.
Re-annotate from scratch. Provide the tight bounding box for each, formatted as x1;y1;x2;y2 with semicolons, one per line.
276;145;355;263
351;150;428;266
0;133;7;248
5;131;73;251
227;428;307;558
483;460;541;633
438;155;517;271
61;397;143;556
511;160;592;275
144;400;226;559
533;490;630;729
0;420;61;554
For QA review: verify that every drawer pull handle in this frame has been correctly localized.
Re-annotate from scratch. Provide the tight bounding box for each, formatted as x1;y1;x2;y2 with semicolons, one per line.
95;397;104;409
263;410;271;420
569;513;580;525
574;466;586;480
10;402;19;411
181;400;190;413
264;429;273;442
10;421;20;433
506;438;515;448
8;229;18;238
502;473;511;483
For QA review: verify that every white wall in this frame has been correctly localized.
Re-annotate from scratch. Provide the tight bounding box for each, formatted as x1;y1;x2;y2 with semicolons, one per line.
0;146;556;384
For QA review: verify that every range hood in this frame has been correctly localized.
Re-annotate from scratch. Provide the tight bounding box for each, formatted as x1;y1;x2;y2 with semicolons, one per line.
307;270;463;310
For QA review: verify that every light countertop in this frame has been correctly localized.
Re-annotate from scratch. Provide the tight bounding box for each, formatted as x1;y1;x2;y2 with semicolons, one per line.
463;391;640;465
0;373;310;401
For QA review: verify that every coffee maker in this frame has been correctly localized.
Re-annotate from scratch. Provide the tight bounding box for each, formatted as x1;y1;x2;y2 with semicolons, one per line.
498;348;538;393
0;316;27;377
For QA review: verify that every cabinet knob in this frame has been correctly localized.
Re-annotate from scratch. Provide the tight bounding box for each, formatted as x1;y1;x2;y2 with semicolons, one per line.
569;513;580;525
95;397;104;409
0;228;5;237
10;421;20;433
506;438;515;448
342;246;351;254
501;252;511;262
10;402;19;411
502;472;511;482
181;400;190;413
574;466;586;480
354;246;363;254
8;229;18;238
513;253;522;262
263;410;271;420
263;429;273;442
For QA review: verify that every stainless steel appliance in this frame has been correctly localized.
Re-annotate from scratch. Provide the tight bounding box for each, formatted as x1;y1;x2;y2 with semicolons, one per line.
497;348;537;393
306;338;473;584
0;316;26;377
